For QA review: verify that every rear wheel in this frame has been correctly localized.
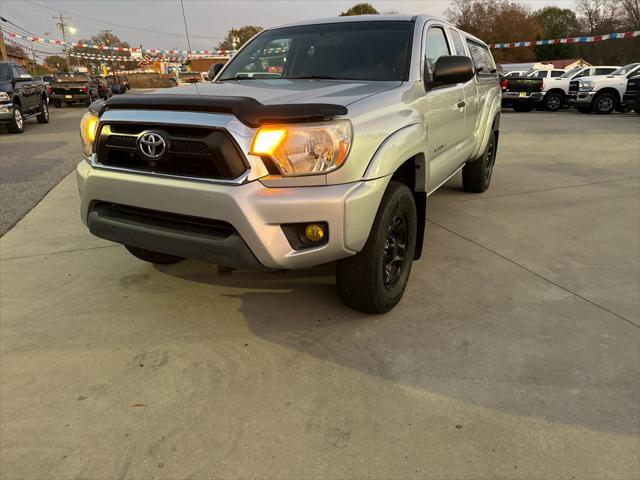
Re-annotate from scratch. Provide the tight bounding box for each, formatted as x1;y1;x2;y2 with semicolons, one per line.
544;92;563;111
593;92;616;115
462;130;497;193
52;100;62;108
36;98;49;124
125;246;184;265
6;105;24;133
336;181;417;314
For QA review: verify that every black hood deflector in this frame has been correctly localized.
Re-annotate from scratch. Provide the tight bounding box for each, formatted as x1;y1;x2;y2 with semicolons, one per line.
97;94;348;127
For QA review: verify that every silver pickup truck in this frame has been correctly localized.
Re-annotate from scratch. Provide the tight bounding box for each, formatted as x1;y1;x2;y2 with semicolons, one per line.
77;14;501;313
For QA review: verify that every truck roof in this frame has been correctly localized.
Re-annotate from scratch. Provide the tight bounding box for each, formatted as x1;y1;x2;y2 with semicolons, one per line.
266;14;487;47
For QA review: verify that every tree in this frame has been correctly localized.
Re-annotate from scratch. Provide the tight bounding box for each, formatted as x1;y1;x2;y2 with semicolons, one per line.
5;44;26;57
340;3;379;15
218;26;263;50
44;55;68;72
446;0;542;62
534;7;580;60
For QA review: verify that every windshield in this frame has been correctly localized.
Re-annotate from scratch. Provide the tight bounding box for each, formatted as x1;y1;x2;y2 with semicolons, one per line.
560;67;582;78
220;21;414;82
611;63;639;75
0;64;11;82
56;73;89;82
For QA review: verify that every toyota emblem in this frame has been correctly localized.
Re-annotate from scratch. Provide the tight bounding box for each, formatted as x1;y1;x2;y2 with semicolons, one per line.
138;132;166;159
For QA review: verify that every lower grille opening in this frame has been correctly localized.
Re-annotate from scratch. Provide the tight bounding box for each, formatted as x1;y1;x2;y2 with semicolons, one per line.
92;202;236;239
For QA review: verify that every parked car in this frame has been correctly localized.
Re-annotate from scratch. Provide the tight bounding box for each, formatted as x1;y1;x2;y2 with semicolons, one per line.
539;65;619;111
77;15;502;313
105;75;127;94
121;75;130;91
503;70;527;78
92;76;112;100
568;63;640;114
623;73;640;114
0;61;49;133
50;72;99;107
501;75;543;112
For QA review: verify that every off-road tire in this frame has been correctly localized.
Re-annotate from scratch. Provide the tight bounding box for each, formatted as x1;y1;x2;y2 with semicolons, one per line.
513;103;533;112
125;246;184;265
462;130;497;193
544;92;563;112
336;181;417;314
593;92;616;115
36;98;49;124
6;105;25;133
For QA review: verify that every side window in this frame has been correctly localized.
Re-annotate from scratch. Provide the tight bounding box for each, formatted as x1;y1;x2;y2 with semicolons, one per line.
425;27;451;76
551;70;564;77
16;65;29;77
466;40;495;75
574;70;588;78
449;29;466;56
11;66;22;79
595;68;615;75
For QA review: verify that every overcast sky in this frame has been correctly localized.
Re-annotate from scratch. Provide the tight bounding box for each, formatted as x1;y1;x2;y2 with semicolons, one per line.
2;0;575;55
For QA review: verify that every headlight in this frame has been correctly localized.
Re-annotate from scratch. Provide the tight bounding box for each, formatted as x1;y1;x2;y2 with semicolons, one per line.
0;92;10;102
579;81;595;92
79;111;99;157
251;121;352;176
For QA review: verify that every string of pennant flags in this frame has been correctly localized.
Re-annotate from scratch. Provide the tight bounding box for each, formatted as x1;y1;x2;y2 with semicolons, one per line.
487;30;639;48
4;29;640;57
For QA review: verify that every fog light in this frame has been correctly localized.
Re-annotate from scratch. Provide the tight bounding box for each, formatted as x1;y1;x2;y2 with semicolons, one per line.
305;224;325;243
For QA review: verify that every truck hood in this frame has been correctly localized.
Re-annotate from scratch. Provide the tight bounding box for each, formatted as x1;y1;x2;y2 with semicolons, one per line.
150;79;402;107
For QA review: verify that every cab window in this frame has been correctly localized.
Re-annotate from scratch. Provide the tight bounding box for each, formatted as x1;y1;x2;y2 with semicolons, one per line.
466;40;495;76
424;27;451;76
449;29;466;56
551;70;564;77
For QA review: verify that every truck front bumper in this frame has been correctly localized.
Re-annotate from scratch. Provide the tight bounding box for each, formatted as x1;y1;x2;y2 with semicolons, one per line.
77;161;389;270
0;102;14;122
568;91;595;105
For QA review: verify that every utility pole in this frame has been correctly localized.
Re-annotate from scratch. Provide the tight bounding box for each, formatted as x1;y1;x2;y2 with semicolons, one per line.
54;13;71;71
0;20;8;61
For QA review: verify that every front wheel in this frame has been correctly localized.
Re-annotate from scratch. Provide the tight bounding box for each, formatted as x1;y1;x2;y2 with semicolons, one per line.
336;181;417;314
6;105;24;133
36;98;49;124
125;246;184;265
544;92;563;111
593;92;616;115
462;130;497;193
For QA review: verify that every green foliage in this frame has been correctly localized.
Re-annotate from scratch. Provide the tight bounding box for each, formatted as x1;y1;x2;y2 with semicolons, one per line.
340;3;379;16
534;7;580;60
218;26;264;50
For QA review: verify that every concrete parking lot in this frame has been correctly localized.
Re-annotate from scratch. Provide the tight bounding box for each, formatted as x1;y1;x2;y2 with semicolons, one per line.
1;108;639;479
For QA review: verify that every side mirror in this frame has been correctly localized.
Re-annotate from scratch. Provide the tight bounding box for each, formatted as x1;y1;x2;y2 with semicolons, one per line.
429;56;475;89
208;63;224;81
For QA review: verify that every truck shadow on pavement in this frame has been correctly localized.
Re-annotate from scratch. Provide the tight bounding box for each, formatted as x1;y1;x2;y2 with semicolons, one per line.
154;234;639;438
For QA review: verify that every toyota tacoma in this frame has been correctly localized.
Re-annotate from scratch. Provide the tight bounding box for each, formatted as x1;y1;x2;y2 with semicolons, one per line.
77;15;501;313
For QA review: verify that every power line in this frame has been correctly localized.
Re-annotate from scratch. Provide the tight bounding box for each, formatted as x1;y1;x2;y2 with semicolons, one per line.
26;0;225;40
0;15;40;37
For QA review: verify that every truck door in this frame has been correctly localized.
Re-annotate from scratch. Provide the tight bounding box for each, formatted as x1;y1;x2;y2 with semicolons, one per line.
12;65;36;110
422;25;469;192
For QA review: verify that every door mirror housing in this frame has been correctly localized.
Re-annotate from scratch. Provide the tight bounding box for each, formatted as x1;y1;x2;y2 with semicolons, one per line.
208;63;224;81
427;56;475;90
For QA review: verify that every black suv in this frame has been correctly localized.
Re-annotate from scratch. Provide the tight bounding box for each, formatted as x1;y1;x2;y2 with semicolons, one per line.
623;74;640;114
0;61;49;133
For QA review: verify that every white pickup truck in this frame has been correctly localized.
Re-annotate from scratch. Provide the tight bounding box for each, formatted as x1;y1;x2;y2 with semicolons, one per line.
540;65;619;111
568;63;640;114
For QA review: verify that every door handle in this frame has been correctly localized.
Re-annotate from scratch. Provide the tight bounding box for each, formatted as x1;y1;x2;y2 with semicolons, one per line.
457;101;466;108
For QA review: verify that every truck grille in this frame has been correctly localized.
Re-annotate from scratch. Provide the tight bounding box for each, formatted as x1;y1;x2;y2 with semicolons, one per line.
95;123;248;181
569;80;579;93
627;78;640;93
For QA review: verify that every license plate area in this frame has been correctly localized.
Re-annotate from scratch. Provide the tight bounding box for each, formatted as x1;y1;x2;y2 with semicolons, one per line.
65;95;73;99
518;92;528;98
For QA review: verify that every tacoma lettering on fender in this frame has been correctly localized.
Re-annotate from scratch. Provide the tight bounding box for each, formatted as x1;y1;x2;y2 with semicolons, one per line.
77;14;501;313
